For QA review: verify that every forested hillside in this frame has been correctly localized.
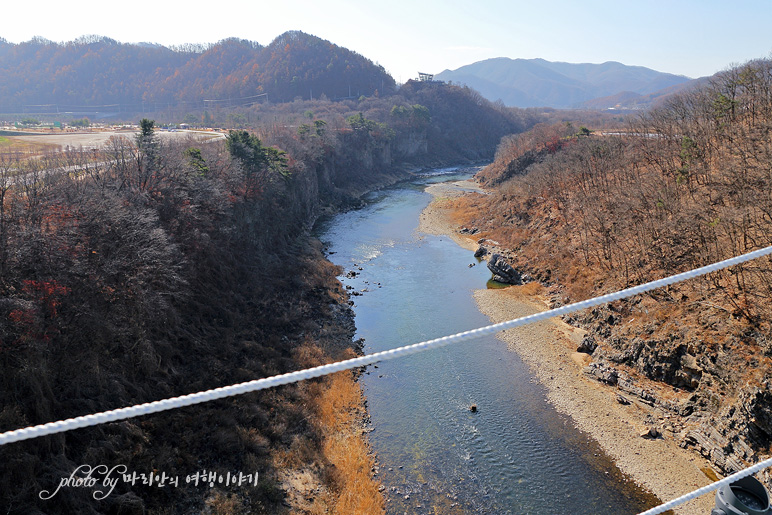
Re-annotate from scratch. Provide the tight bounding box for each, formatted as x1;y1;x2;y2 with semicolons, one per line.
0;31;395;111
0;64;531;512
196;79;535;167
455;58;772;482
0;114;417;513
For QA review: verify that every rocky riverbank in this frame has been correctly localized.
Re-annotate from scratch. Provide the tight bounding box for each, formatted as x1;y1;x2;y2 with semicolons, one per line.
419;179;716;515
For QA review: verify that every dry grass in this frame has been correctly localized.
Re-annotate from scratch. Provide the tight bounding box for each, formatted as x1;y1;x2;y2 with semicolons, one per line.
0;135;60;159
701;467;720;482
315;370;384;515
563;262;596;302
447;194;485;228
204;492;247;515
276;343;384;515
513;281;543;297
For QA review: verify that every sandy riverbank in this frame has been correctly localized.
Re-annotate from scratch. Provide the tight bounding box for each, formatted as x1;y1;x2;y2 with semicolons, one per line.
418;179;715;515
418;181;482;251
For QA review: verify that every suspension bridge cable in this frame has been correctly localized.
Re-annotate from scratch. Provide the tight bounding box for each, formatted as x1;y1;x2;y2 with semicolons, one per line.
0;245;771;449
636;455;772;515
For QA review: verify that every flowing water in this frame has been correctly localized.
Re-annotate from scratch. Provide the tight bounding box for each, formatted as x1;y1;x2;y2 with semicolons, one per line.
317;167;661;514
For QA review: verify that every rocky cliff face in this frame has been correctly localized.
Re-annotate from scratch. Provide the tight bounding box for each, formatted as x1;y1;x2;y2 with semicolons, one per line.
584;354;772;485
576;302;772;485
470;237;772;487
394;129;429;157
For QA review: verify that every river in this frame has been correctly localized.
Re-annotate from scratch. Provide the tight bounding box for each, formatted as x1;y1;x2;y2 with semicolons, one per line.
316;167;661;514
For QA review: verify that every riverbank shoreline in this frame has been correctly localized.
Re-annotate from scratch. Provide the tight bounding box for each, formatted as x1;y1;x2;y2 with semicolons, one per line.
418;179;715;515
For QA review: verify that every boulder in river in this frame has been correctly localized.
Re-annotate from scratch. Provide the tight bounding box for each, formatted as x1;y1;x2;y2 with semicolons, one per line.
474;245;488;258
487;254;522;284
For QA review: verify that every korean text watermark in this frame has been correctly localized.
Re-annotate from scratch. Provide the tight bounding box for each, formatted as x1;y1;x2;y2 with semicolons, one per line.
39;464;258;500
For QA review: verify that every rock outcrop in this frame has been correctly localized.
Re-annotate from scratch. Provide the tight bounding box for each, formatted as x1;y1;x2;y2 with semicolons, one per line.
577;334;598;354
487;253;522;284
584;357;772;486
474;245;488;258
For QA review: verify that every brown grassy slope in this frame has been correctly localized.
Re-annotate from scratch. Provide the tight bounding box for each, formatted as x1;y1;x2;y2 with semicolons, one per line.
450;58;772;481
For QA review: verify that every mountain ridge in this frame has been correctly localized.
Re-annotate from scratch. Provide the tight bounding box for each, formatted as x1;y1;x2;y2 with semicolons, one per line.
0;31;395;111
436;57;694;108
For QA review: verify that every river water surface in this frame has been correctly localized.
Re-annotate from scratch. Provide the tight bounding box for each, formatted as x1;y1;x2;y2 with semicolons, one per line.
317;168;661;514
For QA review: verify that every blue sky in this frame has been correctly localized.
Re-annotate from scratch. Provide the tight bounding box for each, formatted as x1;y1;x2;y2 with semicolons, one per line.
2;0;771;82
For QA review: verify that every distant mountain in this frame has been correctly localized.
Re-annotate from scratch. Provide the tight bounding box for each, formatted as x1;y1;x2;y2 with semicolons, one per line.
435;57;693;108
0;31;396;113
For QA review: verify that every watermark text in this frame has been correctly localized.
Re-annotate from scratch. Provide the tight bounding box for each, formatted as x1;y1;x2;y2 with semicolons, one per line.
39;465;258;500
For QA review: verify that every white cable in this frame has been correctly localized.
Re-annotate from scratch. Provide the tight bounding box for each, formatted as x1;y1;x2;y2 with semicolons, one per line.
1;245;771;448
637;455;772;515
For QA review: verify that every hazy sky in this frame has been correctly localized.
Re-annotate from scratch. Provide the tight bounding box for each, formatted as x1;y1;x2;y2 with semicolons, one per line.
2;0;771;82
